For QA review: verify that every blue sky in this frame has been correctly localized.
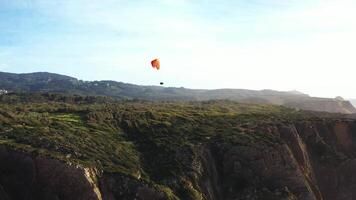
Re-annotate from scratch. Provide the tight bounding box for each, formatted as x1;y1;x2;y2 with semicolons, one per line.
1;0;356;98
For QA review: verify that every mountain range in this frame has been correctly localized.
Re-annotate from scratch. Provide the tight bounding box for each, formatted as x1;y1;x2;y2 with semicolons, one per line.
0;71;355;114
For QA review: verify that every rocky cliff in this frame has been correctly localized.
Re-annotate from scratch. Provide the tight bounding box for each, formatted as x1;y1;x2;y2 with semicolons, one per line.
1;119;356;200
0;146;175;200
0;96;356;199
0;146;102;200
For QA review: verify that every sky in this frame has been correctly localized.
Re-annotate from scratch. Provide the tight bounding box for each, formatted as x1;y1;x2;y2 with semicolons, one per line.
1;0;356;98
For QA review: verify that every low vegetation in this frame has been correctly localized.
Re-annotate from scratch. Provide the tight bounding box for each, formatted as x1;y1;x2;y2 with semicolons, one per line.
0;93;346;199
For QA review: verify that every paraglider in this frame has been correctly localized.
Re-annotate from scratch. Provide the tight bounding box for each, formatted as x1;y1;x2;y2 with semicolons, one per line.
150;58;163;85
151;58;160;70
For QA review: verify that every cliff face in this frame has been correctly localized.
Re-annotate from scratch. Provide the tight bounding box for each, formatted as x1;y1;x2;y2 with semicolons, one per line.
0;146;174;200
286;121;356;200
180;120;356;200
1;119;356;200
0;146;101;200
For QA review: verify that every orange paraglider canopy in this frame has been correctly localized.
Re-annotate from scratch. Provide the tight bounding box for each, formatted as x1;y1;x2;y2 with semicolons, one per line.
151;58;160;70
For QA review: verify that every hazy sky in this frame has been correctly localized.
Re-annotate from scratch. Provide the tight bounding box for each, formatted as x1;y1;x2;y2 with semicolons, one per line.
1;0;356;98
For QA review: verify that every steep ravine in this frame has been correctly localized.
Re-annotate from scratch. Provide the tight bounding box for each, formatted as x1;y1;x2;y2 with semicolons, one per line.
1;120;356;200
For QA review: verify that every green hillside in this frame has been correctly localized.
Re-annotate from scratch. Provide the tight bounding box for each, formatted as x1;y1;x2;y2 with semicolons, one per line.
1;93;350;199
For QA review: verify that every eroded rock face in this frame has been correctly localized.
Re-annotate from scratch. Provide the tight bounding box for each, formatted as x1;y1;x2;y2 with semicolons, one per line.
285;121;356;200
0;147;174;200
220;144;315;199
0;147;101;200
174;136;317;200
1;120;356;200
160;120;356;200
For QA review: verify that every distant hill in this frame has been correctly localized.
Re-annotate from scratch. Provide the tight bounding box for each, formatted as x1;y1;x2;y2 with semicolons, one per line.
0;71;355;113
